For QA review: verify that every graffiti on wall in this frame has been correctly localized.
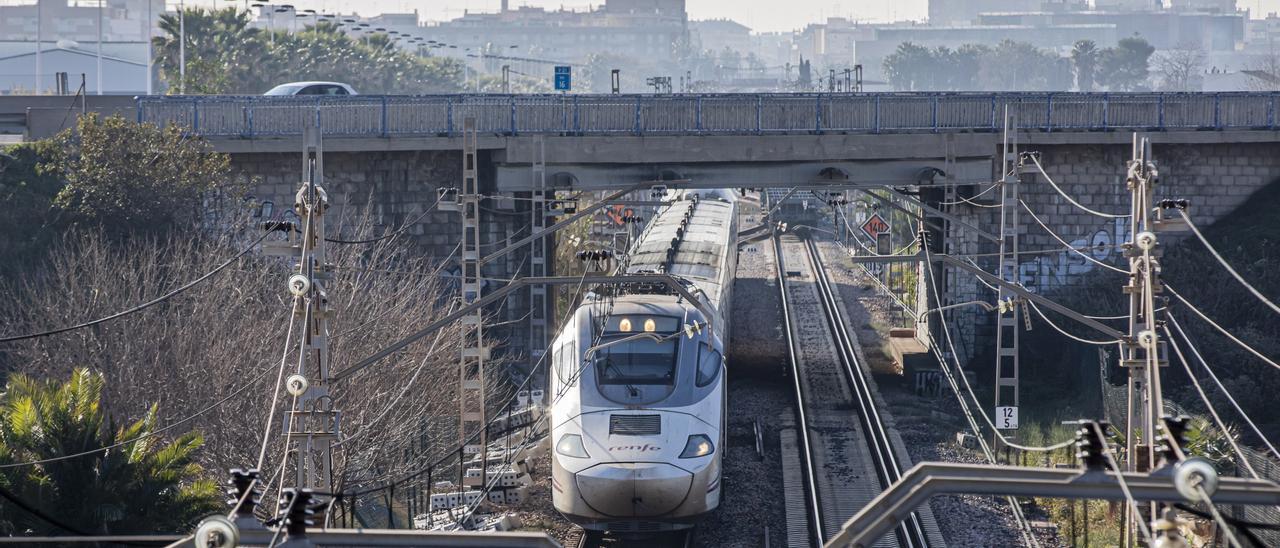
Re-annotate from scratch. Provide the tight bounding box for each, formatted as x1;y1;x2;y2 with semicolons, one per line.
1018;217;1129;293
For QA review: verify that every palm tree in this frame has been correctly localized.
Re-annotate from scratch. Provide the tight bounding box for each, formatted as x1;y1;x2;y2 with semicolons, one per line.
1071;40;1099;92
0;369;220;535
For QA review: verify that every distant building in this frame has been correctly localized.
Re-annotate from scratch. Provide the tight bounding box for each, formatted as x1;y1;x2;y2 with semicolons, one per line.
928;0;1040;25
691;19;752;54
976;9;1244;51
0;42;148;94
0;0;162;43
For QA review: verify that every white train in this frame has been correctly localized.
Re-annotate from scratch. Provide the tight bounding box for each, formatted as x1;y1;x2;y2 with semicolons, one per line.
550;189;738;534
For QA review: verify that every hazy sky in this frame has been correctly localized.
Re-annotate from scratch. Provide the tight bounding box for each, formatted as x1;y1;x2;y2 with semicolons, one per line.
201;0;931;32
201;0;1280;32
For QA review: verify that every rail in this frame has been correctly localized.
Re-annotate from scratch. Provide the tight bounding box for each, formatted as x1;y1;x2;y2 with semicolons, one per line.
135;92;1280;138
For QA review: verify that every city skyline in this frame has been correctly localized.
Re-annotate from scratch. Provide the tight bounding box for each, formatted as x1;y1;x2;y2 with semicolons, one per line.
175;0;1280;32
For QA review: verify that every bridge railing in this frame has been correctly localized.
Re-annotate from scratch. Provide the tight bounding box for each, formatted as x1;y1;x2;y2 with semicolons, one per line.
135;92;1280;137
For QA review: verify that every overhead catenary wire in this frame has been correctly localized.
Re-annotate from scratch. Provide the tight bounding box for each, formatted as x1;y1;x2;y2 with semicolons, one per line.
1026;300;1122;345
1027;153;1131;219
1175;208;1280;316
921;242;1076;453
0;341;286;469
0;484;90;535
1166;313;1280;463
1165;284;1280;373
1020;199;1127;274
1091;422;1155;545
0;227;277;343
1162;324;1262;480
323;189;450;245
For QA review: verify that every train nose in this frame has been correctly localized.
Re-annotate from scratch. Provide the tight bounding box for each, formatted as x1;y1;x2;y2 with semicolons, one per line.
575;463;693;517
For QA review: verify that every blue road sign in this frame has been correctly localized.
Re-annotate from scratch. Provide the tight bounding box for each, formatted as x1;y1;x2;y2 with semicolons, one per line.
554;66;571;91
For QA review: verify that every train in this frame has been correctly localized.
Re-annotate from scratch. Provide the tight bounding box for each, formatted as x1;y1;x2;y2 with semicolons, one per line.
549;188;739;534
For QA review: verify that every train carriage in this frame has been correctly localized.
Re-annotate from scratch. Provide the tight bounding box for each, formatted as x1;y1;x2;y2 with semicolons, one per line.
550;189;738;534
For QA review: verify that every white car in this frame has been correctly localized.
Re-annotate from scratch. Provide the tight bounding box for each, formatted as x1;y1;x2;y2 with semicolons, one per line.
264;81;358;96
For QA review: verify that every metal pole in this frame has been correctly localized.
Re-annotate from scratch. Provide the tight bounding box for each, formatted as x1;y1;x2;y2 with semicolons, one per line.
179;0;185;94
36;0;42;93
96;0;103;95
146;0;153;95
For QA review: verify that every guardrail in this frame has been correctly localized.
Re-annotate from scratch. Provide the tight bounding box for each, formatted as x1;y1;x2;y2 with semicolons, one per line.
135;92;1280;138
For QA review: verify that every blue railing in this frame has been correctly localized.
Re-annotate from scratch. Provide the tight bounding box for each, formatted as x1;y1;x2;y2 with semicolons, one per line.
135;92;1280;138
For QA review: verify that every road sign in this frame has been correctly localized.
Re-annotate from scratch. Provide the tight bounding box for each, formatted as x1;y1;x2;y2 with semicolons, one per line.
996;406;1019;429
860;213;890;241
554;66;571;91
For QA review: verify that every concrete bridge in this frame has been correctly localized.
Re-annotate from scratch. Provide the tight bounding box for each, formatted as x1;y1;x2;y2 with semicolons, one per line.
129;92;1280;362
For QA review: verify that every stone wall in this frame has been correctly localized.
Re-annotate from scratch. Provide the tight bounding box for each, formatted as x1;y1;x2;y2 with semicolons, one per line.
230;149;539;361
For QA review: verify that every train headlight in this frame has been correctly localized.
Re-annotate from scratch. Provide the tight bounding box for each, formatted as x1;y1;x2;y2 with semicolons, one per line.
679;434;715;459
556;434;590;458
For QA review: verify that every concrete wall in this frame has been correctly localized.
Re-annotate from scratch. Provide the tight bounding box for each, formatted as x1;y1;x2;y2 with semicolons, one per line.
0;95;137;138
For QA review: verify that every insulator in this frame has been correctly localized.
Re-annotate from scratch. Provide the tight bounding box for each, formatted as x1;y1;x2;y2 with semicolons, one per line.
1157;415;1191;465
278;488;315;537
226;468;263;520
1075;421;1111;471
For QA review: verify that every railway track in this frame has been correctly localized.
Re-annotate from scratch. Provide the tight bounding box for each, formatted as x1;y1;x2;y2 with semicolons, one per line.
774;233;930;548
571;528;693;548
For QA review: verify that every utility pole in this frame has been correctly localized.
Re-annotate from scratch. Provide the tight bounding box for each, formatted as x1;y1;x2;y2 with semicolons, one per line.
529;135;550;393
1121;134;1166;546
993;110;1023;448
457;118;489;492
284;124;340;496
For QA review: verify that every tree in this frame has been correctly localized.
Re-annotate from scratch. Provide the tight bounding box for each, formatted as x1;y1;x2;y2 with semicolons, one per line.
1071;40;1099;92
949;44;990;90
154;8;463;94
882;42;935;91
1155;42;1206;91
41;113;240;235
0;369;221;535
1097;36;1155;91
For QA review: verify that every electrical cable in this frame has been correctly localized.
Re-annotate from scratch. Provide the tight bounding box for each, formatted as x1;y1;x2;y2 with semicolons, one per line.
1176;208;1280;317
331;266;596;499
0;228;276;343
1163;324;1262;480
921;242;1076;453
1174;503;1280;530
938;183;1001;207
1167;313;1280;463
1090;422;1155;545
323;189;449;245
1027;300;1122;345
1165;284;1280;373
1194;483;1245;548
916;244;1042;546
1027;154;1130;219
0;345;285;469
1020;199;1127;274
0;484;89;535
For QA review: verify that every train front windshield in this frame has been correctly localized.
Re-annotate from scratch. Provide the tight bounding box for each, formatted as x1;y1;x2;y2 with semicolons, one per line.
594;316;681;385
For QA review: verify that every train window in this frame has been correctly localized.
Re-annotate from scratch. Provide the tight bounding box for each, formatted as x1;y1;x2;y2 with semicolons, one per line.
594;335;678;385
696;343;722;387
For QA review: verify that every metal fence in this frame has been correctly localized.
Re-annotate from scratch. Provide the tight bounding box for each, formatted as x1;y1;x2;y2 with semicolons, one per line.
135;92;1280;138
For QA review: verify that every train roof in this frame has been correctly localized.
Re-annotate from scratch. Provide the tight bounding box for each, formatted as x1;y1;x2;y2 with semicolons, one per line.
625;195;736;311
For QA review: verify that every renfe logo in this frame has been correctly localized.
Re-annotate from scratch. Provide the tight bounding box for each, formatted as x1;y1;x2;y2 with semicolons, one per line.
609;444;662;452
